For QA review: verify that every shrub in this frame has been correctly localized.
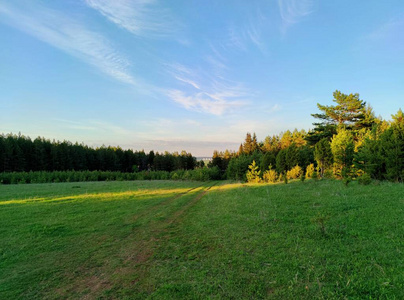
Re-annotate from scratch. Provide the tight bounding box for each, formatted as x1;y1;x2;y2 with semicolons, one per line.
263;168;277;183
246;160;262;183
306;163;315;178
287;165;302;180
358;173;372;185
343;176;352;186
171;172;180;180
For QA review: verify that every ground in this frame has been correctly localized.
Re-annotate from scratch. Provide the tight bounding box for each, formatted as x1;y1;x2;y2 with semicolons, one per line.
0;180;403;299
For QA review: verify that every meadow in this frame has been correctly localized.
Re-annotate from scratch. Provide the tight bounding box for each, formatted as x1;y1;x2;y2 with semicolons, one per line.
0;180;403;299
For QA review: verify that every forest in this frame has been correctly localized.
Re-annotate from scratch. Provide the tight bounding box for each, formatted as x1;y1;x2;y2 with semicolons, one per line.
0;135;198;173
1;90;403;184
210;90;404;183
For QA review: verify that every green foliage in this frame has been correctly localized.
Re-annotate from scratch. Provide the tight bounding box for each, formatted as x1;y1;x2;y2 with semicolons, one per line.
260;151;276;172
246;160;262;183
314;138;333;177
242;132;259;155
262;166;277;183
0;167;222;185
285;144;299;170
358;173;372;185
227;152;261;181
313;90;367;127
276;149;287;174
342;176;352;186
0;133;197;173
286;165;302;180
380;113;404;182
331;128;354;178
311;170;319;181
307;90;371;144
305;163;315;178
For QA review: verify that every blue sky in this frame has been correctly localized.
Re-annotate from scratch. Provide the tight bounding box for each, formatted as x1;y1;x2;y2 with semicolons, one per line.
0;0;403;156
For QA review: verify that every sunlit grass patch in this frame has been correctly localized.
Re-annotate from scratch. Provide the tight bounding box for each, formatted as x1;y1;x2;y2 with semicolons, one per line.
0;186;203;206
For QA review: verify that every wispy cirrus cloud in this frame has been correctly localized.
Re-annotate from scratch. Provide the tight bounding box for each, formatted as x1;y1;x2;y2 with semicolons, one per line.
0;2;136;86
165;63;248;115
85;0;177;38
223;12;266;54
278;0;315;31
167;90;246;116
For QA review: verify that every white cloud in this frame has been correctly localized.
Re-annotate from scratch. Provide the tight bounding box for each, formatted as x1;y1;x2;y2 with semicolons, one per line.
85;0;176;37
165;63;249;115
278;0;315;30
0;2;136;86
167;90;246;116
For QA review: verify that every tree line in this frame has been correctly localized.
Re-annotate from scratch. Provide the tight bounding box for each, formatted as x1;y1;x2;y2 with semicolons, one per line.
210;90;404;182
0;134;199;173
1;90;402;184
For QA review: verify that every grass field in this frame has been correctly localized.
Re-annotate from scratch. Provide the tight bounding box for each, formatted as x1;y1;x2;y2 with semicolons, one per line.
1;180;403;299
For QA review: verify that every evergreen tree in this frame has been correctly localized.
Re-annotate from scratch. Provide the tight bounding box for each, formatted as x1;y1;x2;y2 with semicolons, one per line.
246;160;261;183
237;144;244;156
276;149;287;174
251;133;259;153
314;139;333;177
313;90;366;127
260;151;276;172
380;109;404;181
307;90;367;144
285;144;299;170
243;133;253;154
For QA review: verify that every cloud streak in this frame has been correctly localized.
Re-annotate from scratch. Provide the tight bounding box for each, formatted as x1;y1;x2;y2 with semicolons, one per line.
278;0;315;31
85;0;177;38
166;63;248;115
0;2;136;85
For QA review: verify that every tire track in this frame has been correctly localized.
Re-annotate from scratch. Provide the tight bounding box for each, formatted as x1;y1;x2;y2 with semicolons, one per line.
166;181;218;225
131;184;204;222
64;182;217;299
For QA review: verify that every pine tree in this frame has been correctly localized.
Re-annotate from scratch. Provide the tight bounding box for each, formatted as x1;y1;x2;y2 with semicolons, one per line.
237;144;244;156
243;133;253;155
251;133;259;153
246;160;261;183
313;90;366;127
307;90;367;144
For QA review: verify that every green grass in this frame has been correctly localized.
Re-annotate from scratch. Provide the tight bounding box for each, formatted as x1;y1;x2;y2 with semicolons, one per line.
1;180;403;299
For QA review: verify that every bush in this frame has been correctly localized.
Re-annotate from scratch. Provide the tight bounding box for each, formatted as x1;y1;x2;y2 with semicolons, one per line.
246;161;262;183
306;163;315;178
287;165;302;180
263;168;277;183
358;173;372;185
343;176;352;186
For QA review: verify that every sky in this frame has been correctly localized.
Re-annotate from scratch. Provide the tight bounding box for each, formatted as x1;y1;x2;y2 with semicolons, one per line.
0;1;403;156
